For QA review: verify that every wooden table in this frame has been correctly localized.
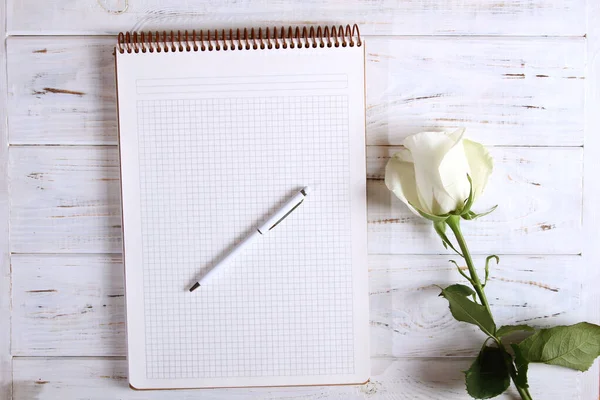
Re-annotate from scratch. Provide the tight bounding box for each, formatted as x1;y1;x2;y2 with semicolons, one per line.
1;1;599;399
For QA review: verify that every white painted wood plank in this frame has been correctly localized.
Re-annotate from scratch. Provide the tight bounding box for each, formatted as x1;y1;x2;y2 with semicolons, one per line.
367;37;585;146
5;0;586;36
8;146;582;255
11;357;590;399
6;37;585;146
12;254;124;356
6;37;117;145
579;1;600;398
9;146;122;254
11;254;586;357
0;0;12;398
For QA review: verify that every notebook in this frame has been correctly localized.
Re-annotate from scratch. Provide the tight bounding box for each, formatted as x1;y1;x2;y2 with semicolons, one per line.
114;25;369;390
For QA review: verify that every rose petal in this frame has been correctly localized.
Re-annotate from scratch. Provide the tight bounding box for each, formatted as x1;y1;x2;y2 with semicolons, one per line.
385;149;421;216
404;130;468;215
439;128;472;208
463;139;493;200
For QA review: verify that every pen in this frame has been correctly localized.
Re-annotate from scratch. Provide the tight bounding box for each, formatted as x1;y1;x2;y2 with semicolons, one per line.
189;186;311;291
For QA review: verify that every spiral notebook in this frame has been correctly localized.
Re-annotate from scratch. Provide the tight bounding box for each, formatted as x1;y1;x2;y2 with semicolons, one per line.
115;25;369;390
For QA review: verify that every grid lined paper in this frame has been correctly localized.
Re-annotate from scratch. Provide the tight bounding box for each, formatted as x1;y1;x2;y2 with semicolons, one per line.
136;95;354;380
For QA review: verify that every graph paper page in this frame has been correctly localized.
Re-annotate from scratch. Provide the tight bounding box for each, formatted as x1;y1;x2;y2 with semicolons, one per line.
115;43;368;389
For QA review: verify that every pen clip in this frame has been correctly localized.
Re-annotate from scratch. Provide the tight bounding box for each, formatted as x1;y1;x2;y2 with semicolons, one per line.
268;199;304;231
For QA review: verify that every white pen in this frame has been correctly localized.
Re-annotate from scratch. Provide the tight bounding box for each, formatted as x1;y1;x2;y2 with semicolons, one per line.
189;186;311;291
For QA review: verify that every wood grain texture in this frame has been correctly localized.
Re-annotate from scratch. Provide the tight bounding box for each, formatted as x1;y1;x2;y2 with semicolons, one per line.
6;37;117;145
5;0;586;36
8;146;582;255
9;146;122;254
6;36;585;146
12;254;124;356
579;1;600;398
0;0;13;398
11;357;588;399
367;37;585;146
3;1;598;397
11;254;585;357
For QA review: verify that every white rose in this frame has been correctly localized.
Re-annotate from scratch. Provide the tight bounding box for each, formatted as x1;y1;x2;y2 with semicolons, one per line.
385;128;493;217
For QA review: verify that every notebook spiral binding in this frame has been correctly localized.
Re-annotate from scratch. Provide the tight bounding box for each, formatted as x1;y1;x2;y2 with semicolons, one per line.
117;24;361;54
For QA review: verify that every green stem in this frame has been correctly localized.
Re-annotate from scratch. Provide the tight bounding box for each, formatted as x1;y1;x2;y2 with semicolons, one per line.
445;216;492;315
445;215;534;400
506;357;533;400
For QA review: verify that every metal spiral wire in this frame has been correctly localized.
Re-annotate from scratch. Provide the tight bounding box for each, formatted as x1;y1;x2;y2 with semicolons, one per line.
117;25;361;54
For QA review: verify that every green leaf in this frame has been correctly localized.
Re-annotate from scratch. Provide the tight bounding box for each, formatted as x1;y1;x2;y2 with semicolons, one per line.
460;174;475;215
462;210;477;220
463;205;498;221
517;322;600;372
433;221;462;256
483;255;499;287
465;346;511;399
510;344;530;390
442;283;475;297
440;284;496;337
409;202;449;222
449;259;473;284
496;325;535;338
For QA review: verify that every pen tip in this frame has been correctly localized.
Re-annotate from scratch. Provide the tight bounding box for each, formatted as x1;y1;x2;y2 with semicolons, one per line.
189;282;200;292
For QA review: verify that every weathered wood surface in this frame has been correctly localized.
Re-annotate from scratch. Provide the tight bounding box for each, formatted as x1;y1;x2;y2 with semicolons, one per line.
11;357;586;399
7;37;118;145
6;37;585;146
6;0;586;36
0;0;13;398
579;0;600;395
8;146;582;255
11;253;585;358
3;0;599;398
12;254;125;356
9;146;122;254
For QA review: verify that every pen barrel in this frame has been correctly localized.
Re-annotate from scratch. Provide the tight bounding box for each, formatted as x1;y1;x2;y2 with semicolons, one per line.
199;230;261;285
257;190;306;233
